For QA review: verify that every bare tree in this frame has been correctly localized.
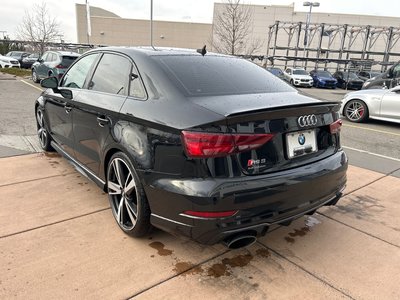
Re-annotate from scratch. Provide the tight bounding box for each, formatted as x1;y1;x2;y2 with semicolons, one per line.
212;0;263;55
17;2;62;54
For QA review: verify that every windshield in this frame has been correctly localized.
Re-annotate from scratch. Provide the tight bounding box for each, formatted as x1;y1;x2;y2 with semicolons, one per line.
152;55;293;96
293;69;309;75
316;71;332;77
344;72;359;79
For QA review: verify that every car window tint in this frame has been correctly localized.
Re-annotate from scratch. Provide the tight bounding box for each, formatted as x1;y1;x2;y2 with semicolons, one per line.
153;55;292;96
90;53;131;95
393;64;400;78
61;53;99;89
129;65;146;99
61;56;78;67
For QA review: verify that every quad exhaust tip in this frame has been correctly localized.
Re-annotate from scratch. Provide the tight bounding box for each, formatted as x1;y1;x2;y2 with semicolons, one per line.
224;234;257;250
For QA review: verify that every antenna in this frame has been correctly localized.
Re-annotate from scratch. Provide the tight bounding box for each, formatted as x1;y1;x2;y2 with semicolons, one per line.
150;0;155;50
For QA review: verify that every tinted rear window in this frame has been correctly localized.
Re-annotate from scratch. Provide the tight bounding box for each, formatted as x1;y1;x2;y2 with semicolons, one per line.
152;55;292;96
62;56;79;67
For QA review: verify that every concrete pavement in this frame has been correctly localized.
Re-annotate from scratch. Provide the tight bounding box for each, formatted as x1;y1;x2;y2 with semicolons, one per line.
1;151;399;299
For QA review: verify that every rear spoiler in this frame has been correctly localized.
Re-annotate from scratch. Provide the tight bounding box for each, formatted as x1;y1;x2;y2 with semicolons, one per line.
226;102;340;125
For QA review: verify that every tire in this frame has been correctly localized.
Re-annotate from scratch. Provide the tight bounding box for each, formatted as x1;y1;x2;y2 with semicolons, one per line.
32;69;39;83
344;99;369;123
290;79;295;86
35;107;54;151
107;152;151;237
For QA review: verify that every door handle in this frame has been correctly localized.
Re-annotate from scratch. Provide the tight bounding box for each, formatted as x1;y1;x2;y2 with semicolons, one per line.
64;104;73;114
97;116;110;127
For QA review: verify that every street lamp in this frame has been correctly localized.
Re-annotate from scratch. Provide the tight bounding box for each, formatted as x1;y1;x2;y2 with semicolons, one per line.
303;2;320;63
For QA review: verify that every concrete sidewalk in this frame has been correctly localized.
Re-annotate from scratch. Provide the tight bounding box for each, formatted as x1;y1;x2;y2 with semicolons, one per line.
0;152;399;299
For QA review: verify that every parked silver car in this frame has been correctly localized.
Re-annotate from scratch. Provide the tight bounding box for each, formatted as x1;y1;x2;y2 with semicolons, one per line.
341;86;400;123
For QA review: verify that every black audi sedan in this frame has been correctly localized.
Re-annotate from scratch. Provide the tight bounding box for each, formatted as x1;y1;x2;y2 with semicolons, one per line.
35;47;347;249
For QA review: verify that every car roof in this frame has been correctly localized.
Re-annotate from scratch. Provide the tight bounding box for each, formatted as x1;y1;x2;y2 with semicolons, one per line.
85;46;232;59
46;50;80;56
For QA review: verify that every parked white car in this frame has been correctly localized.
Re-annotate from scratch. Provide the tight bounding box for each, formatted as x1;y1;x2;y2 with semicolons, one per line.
283;67;313;87
0;54;20;68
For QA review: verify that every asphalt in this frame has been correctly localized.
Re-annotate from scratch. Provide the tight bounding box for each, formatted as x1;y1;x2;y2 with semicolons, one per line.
1;74;400;299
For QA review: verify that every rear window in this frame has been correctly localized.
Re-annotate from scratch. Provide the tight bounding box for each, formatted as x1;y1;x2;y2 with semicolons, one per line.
152;55;292;96
62;56;79;67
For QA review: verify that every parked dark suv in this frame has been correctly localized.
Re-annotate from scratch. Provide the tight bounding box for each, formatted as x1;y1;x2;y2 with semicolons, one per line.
36;47;347;248
32;51;80;82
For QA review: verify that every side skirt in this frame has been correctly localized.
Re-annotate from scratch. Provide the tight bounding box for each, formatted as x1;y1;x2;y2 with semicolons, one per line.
51;141;106;191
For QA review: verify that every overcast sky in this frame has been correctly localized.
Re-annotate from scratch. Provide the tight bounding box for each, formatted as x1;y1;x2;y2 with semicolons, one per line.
1;0;400;43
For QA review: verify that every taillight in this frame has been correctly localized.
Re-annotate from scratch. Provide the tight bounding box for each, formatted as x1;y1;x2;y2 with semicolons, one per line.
329;119;342;134
55;64;67;69
181;131;275;158
182;210;238;219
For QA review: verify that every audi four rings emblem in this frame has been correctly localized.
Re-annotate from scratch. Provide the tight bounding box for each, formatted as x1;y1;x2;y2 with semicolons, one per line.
297;114;317;127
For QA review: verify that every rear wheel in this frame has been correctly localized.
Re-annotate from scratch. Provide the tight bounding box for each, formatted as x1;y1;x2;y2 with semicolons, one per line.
107;152;151;237
344;99;369;123
32;69;39;83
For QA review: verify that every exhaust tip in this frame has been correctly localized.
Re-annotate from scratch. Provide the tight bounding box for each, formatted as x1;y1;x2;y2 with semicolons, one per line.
224;234;257;250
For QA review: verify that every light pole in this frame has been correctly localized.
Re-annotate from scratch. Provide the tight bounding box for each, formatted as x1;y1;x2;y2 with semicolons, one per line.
303;2;319;67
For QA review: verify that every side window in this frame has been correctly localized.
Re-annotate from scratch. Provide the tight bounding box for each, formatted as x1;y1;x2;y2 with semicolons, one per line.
89;53;131;95
61;53;99;89
41;53;49;61
46;53;53;62
129;66;146;99
393;64;400;78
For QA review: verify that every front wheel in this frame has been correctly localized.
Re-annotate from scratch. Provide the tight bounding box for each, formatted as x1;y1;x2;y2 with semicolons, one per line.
36;108;53;151
290;79;295;86
344;99;369;123
107;152;151;237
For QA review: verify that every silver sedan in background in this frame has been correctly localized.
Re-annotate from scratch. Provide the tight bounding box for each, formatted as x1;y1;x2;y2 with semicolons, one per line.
341;85;400;123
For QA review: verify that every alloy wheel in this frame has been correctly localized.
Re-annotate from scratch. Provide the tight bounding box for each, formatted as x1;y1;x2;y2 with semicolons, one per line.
345;100;367;122
36;109;48;148
108;157;139;230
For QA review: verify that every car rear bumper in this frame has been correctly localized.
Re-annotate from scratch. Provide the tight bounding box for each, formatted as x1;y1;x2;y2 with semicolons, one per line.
143;150;348;245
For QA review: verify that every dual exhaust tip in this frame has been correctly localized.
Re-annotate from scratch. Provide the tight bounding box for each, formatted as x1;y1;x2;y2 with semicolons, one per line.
223;233;257;250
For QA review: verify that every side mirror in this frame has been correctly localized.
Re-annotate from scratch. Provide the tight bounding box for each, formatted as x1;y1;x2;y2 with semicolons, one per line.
41;77;73;99
38;58;44;63
41;77;58;89
60;89;73;99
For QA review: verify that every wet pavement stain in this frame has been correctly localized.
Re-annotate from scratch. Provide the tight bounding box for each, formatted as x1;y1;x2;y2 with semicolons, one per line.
288;227;310;237
42;152;61;158
222;254;253;268
284;225;310;244
284;236;295;244
173;261;203;275
207;254;254;278
207;262;231;278
255;248;270;258
149;241;173;256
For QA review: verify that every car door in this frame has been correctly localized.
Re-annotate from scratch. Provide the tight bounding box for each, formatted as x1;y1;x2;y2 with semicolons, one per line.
72;52;132;176
46;53;101;158
380;86;400;120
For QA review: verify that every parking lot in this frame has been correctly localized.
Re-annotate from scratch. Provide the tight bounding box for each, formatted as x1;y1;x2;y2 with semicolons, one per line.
1;73;400;299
